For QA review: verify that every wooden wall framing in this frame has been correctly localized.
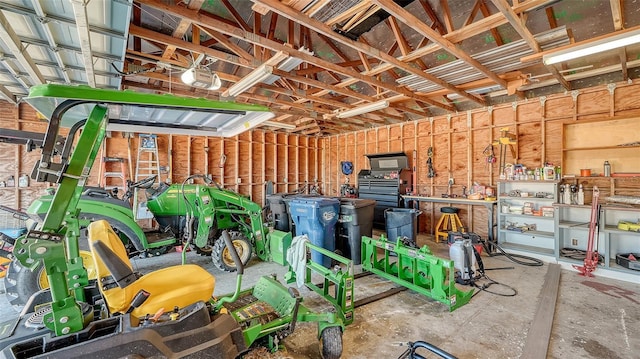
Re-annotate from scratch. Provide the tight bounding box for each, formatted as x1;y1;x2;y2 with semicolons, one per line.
0;102;322;211
324;80;640;238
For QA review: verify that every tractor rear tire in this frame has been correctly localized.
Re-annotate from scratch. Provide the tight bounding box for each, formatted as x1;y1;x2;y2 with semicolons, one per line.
212;231;252;272
3;259;45;311
320;326;343;359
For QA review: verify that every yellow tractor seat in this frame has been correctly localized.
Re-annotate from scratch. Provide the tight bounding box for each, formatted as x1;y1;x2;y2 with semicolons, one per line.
87;220;215;317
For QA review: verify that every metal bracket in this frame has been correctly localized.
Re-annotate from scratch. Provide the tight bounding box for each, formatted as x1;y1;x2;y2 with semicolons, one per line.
607;83;616;95
361;235;474;311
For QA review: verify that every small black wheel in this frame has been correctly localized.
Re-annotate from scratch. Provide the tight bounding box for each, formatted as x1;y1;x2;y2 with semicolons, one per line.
211;231;252;272
320;326;343;359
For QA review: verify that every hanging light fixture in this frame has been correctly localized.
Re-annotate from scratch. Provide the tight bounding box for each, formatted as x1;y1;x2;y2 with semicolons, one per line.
181;67;222;90
223;64;274;97
335;100;389;118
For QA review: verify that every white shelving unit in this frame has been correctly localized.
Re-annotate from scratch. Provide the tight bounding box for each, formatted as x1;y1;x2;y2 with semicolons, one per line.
601;206;640;274
497;180;559;256
554;203;640;278
554;204;605;268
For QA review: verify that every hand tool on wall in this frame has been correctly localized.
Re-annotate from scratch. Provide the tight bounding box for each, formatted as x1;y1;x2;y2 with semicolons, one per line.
492;128;517;177
482;144;496;171
427;147;435;178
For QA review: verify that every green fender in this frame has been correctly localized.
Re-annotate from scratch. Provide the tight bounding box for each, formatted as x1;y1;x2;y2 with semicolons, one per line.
27;196;148;251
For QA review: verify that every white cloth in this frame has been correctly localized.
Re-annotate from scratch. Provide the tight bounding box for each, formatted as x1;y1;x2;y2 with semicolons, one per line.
286;234;309;287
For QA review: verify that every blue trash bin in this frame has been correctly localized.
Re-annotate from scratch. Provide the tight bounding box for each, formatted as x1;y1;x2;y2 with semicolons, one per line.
289;197;340;268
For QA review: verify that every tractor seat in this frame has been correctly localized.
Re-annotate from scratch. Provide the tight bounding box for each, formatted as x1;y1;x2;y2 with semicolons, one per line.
88;220;215;317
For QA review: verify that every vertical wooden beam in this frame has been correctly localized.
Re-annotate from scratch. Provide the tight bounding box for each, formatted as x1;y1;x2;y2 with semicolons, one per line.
273;133;278;193
235;136;240;192
262;131;266;202
187;135;192;176
439;0;455;33
285;135;289;192
220;139;225;188
204;137;209;177
249;133;254;198
168;134;174;182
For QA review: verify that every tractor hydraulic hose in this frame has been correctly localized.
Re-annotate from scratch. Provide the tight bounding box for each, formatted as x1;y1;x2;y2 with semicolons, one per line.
214;231;244;312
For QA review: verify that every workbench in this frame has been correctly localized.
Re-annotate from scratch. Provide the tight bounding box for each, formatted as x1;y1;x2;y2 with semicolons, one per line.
401;195;498;247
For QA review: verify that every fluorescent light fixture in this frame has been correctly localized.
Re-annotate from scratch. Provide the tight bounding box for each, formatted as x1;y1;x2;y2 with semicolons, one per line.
218;112;275;137
223;64;274;97
263;47;313;85
543;29;640;65
336;100;389;118
262;120;296;130
181;68;222;90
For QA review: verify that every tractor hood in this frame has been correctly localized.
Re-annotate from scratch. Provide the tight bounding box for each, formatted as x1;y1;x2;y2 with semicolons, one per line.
24;84;275;137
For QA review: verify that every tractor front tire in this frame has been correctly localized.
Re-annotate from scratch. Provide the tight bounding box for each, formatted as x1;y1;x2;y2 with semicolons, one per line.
320;326;343;359
211;231;252;272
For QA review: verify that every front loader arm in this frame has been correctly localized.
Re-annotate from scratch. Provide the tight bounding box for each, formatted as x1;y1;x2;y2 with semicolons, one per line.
193;187;269;261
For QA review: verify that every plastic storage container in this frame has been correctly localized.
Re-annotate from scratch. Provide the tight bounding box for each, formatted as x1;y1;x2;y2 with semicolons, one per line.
385;208;420;245
266;193;318;232
289;197;340;267
266;194;290;232
337;198;376;265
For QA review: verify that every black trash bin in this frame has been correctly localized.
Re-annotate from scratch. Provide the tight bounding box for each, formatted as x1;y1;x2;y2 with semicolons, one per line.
337;198;376;265
266;194;289;231
385;208;421;245
266;193;318;232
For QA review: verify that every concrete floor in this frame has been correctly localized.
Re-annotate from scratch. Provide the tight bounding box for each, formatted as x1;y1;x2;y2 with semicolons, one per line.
1;233;638;359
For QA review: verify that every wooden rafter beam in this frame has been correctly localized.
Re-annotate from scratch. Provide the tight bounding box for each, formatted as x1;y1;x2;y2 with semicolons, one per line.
479;1;504;46
610;0;627;80
490;0;540;51
464;0;482;27
490;0;570;90
439;0;454;33
419;0;446;35
129;24;253;68
196;26;254;61
142;0;449;111
161;0;205;61
250;0;467;108
372;0;506;89
388;17;411;56
545;7;557;28
220;0;251;31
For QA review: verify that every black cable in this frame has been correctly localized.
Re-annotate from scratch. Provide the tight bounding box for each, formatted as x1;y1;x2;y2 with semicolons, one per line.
483;239;544;266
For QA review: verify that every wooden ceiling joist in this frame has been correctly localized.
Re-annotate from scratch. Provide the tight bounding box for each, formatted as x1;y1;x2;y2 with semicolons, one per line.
372;0;507;90
161;0;205;61
252;0;476;108
490;0;570;90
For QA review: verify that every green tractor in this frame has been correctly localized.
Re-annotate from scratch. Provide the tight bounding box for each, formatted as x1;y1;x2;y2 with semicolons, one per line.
0;84;350;358
4;176;269;310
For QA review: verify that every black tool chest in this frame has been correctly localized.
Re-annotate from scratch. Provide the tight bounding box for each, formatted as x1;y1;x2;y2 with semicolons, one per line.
357;152;412;227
